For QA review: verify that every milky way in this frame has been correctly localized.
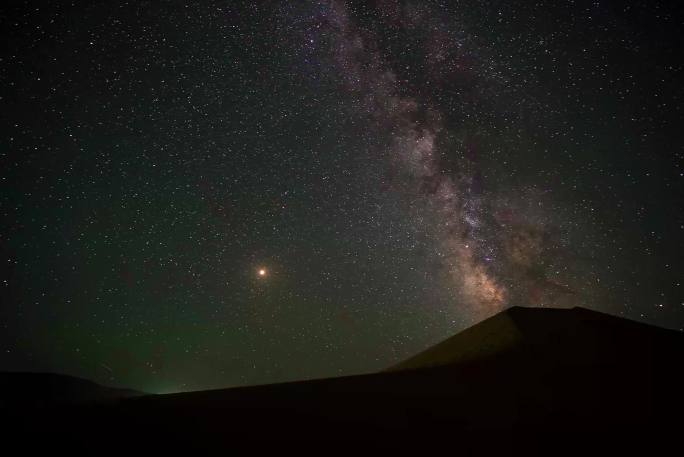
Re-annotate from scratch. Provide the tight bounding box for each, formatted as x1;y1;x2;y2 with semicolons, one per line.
310;0;584;319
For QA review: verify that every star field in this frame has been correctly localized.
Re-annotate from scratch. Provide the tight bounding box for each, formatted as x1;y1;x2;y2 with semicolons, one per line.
1;0;683;392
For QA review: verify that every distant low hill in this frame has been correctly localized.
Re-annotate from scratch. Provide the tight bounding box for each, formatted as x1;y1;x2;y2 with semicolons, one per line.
3;306;683;453
0;371;144;407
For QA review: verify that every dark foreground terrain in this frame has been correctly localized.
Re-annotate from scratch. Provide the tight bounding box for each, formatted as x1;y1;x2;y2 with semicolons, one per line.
3;306;683;454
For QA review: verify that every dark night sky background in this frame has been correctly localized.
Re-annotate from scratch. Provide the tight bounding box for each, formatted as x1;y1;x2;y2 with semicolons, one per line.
1;0;683;393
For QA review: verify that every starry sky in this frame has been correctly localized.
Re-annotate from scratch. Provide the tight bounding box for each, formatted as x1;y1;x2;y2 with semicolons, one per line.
1;0;683;393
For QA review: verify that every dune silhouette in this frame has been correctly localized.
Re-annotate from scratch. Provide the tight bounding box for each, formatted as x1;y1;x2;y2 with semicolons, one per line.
3;306;682;453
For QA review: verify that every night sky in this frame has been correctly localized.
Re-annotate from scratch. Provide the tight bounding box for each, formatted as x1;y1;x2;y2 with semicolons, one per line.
2;0;683;393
